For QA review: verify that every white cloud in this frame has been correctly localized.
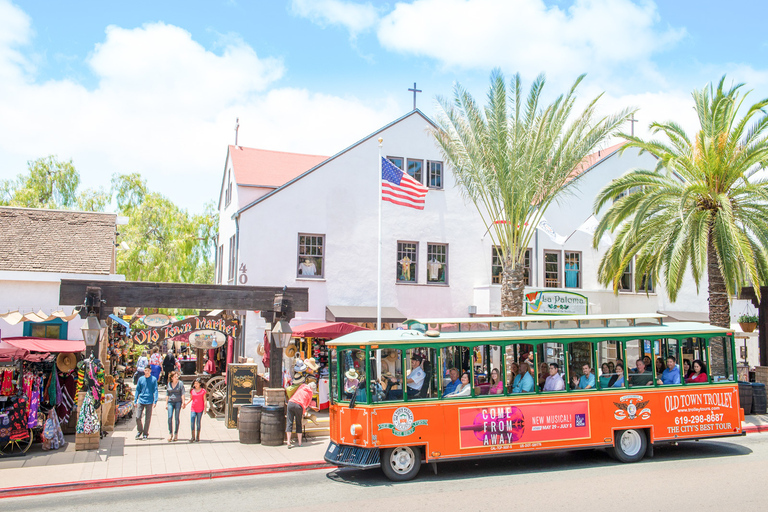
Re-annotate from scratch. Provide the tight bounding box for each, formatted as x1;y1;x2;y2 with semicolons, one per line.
0;2;399;212
291;0;380;38
377;0;685;85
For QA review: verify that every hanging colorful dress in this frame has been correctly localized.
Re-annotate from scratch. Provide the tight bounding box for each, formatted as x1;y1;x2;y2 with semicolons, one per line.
75;391;100;434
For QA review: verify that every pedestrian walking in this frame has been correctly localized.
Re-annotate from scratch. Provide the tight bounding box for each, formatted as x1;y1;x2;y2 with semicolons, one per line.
161;349;177;385
185;377;206;442
134;365;158;440
149;347;163;382
165;370;185;442
134;350;149;385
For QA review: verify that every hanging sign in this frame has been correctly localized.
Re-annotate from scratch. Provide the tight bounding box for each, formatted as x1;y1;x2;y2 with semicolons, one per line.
524;290;588;315
131;316;238;345
143;314;171;327
189;330;227;349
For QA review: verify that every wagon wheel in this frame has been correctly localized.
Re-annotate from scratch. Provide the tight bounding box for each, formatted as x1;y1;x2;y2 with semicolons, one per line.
206;376;227;417
0;429;33;457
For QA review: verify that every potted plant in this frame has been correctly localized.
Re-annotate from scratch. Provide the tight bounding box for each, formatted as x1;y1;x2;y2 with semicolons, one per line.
738;314;759;332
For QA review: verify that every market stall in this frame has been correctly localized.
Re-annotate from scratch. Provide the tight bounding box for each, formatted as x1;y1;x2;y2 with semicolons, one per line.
0;337;84;455
290;322;368;410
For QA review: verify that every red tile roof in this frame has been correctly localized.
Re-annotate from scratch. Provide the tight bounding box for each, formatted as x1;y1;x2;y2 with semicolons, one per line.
567;141;627;183
229;145;328;188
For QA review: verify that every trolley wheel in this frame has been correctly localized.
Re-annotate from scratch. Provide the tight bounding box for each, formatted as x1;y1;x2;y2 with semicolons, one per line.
206;376;227;416
610;429;647;463
0;429;33;457
381;446;421;481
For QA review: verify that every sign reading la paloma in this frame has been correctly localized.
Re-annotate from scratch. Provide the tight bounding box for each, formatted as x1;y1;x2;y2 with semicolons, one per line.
131;316;238;345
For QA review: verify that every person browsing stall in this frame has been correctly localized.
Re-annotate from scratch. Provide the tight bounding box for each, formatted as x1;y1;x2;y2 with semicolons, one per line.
286;376;318;448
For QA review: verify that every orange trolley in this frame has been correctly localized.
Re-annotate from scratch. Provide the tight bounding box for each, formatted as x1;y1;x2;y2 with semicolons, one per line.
323;317;743;480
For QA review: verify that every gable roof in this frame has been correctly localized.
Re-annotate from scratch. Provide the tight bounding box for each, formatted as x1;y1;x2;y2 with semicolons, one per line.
234;109;437;217
229;145;328;188
0;207;117;275
566;141;628;184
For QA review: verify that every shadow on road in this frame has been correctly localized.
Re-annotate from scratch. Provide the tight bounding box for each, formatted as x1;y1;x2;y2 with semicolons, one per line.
325;439;752;486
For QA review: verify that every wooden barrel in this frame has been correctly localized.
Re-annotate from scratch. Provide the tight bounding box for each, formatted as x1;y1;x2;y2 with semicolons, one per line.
260;405;285;446
238;405;262;444
752;383;767;415
739;381;753;415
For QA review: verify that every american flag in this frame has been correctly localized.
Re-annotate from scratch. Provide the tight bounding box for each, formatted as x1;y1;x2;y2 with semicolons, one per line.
381;157;428;210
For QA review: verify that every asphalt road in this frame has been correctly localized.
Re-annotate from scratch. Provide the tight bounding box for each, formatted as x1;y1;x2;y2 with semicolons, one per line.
6;434;767;512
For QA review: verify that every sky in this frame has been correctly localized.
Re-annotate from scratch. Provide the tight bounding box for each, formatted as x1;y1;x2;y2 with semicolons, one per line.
1;0;767;213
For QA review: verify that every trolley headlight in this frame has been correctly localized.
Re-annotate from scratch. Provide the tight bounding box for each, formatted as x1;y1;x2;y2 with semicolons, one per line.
350;423;363;436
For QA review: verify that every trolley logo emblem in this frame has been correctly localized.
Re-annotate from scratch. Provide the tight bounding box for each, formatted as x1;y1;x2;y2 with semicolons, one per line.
378;407;428;437
614;395;651;421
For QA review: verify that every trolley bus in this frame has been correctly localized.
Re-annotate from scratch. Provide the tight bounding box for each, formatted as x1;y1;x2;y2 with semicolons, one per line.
323;317;743;480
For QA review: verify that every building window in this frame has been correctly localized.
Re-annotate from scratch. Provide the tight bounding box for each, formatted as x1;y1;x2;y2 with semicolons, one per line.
228;235;236;283
387;156;404;170
492;247;530;285
427;243;447;284
217;244;223;284
297;234;324;278
397;241;418;283
639;272;654;293
544;251;560;288
23;318;67;339
564;251;581;288
406;159;423;184
427;161;443;189
225;169;232;207
619;262;633;291
492;246;503;284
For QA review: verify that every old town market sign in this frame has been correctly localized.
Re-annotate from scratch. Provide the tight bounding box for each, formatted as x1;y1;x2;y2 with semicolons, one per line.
131;316;238;345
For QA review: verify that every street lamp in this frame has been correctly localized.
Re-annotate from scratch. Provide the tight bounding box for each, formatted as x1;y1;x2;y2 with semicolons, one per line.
81;314;102;347
271;320;293;348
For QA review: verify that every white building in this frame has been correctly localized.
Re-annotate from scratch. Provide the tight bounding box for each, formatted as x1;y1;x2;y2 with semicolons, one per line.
0;207;125;340
216;110;721;360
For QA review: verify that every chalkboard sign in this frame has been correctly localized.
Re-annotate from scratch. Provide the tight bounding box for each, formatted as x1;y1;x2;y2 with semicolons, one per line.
225;364;260;428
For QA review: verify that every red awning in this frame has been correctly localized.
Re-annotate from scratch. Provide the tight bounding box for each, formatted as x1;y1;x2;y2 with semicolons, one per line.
3;337;85;353
291;322;369;339
0;340;29;361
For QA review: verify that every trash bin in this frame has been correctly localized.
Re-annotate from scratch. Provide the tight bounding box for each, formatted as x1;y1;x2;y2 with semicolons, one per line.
238;405;263;444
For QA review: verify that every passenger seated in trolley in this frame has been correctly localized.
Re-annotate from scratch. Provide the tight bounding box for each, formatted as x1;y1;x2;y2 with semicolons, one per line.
445;373;471;397
629;359;653;387
542;363;565;391
442;367;461;397
512;362;534;393
386;354;425;399
658;356;681;385
572;364;595;390
685;359;708;383
611;364;625;387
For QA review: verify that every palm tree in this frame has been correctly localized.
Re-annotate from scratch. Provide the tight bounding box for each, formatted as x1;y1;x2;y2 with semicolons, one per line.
593;76;768;328
433;70;631;315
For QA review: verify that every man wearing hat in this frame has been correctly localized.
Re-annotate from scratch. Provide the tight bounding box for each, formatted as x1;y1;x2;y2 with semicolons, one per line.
386;354;425;400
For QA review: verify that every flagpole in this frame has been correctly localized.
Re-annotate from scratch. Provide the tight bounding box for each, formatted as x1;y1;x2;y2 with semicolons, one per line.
377;138;383;331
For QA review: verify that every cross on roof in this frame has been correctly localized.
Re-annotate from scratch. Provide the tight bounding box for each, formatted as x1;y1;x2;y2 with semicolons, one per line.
408;82;422;111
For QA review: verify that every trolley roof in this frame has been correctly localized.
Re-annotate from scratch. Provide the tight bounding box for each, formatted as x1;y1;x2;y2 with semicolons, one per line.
405;313;666;327
327;321;731;347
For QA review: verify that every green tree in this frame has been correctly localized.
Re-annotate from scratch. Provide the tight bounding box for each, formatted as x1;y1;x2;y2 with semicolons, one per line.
434;70;631;315
0;156;81;208
113;173;217;283
593;76;768;328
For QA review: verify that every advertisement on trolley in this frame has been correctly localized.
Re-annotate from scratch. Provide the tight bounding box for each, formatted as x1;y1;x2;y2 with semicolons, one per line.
458;400;591;449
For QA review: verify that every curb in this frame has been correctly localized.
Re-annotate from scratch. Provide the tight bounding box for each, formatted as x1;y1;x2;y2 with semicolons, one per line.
743;425;768;434
0;460;335;499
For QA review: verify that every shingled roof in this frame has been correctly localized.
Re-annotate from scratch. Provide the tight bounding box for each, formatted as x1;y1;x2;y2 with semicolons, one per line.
0;207;117;275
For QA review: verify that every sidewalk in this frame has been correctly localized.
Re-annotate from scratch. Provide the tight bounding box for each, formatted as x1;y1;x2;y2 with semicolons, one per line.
0;392;331;498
